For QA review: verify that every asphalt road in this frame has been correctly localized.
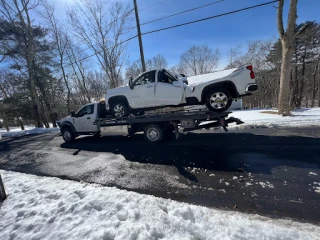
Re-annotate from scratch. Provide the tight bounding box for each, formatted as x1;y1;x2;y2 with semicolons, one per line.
0;127;320;224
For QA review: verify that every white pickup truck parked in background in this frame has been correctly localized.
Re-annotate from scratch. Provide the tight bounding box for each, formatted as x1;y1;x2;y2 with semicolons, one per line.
105;66;257;117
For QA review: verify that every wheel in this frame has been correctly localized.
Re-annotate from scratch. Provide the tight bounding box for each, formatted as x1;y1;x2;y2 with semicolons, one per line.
144;124;163;143
62;127;75;143
111;101;129;118
205;88;232;112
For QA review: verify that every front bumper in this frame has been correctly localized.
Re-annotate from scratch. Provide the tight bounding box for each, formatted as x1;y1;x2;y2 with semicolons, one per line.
245;84;258;93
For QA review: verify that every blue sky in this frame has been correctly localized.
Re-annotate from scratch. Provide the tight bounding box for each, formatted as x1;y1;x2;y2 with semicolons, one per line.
124;0;320;69
40;0;320;70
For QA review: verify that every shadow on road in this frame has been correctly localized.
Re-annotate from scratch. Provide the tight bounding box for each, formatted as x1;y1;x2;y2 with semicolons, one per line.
60;131;320;176
0;133;58;153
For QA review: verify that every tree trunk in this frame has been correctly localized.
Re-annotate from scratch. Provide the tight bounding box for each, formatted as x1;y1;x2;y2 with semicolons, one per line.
20;5;43;128
305;95;308;108
60;60;71;114
40;107;49;128
17;117;25;130
50;112;57;128
277;0;298;115
296;52;306;107
3;115;9;132
291;45;298;108
311;61;319;107
278;39;294;115
316;62;320;107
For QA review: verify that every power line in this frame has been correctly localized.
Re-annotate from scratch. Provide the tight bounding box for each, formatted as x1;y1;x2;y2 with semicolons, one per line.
63;0;173;60
139;0;171;12
142;0;280;36
63;35;138;69
63;0;280;68
61;28;134;63
66;8;134;51
140;0;224;27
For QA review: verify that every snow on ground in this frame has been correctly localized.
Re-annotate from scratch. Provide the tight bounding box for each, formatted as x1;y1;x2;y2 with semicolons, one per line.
0;125;59;139
230;108;320;129
1;170;319;240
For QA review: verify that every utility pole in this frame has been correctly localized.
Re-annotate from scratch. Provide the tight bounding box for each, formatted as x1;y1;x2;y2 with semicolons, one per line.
133;0;146;72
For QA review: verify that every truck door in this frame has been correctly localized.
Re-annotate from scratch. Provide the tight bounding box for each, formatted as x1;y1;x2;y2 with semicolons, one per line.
128;70;157;108
155;70;184;105
74;104;98;132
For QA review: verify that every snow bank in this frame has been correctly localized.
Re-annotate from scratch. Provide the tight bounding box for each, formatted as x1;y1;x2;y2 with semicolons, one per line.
230;108;320;129
1;170;319;240
0;125;59;139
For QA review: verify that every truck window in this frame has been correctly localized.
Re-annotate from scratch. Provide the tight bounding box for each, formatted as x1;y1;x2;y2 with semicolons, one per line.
159;71;177;84
133;70;156;87
77;104;94;117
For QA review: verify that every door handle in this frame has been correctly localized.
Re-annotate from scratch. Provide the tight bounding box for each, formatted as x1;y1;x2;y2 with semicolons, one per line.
147;85;153;88
87;117;90;119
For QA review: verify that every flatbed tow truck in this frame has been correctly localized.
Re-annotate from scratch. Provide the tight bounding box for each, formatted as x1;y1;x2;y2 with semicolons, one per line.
58;102;244;143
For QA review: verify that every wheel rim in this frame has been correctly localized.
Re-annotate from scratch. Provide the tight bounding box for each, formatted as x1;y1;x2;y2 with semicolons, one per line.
113;104;125;118
147;128;160;141
209;92;228;109
63;131;71;141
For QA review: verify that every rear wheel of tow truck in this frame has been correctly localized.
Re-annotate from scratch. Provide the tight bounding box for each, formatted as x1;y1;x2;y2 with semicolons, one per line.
205;88;232;112
62;127;75;143
144;124;163;143
111;101;129;118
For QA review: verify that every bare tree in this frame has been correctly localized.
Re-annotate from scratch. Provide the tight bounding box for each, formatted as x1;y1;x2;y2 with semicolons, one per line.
0;0;43;127
277;0;298;115
66;45;91;104
0;75;9;131
179;45;220;76
146;54;168;70
66;0;132;89
86;70;109;101
125;59;142;79
227;45;242;68
41;1;72;113
125;54;168;79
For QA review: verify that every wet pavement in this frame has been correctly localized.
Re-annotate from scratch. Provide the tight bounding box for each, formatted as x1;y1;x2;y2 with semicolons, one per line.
0;127;319;224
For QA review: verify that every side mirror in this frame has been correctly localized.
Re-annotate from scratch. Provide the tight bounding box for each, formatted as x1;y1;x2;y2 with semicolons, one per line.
129;76;134;90
70;110;75;117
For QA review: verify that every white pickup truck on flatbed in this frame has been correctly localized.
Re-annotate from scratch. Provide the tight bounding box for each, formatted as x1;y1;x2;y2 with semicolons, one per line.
58;102;244;143
105;66;257;117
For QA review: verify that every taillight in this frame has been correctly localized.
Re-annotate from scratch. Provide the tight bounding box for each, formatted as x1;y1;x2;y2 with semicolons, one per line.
246;65;255;79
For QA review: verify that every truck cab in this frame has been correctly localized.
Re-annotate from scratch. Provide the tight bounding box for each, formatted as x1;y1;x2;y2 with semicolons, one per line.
59;102;108;142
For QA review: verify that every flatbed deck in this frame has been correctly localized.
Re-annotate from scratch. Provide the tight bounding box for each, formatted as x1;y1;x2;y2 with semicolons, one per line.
95;110;231;127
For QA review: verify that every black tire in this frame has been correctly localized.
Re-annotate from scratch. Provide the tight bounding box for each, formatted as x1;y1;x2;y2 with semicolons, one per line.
111;101;129;118
144;124;163;143
62;127;75;143
205;88;232;112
